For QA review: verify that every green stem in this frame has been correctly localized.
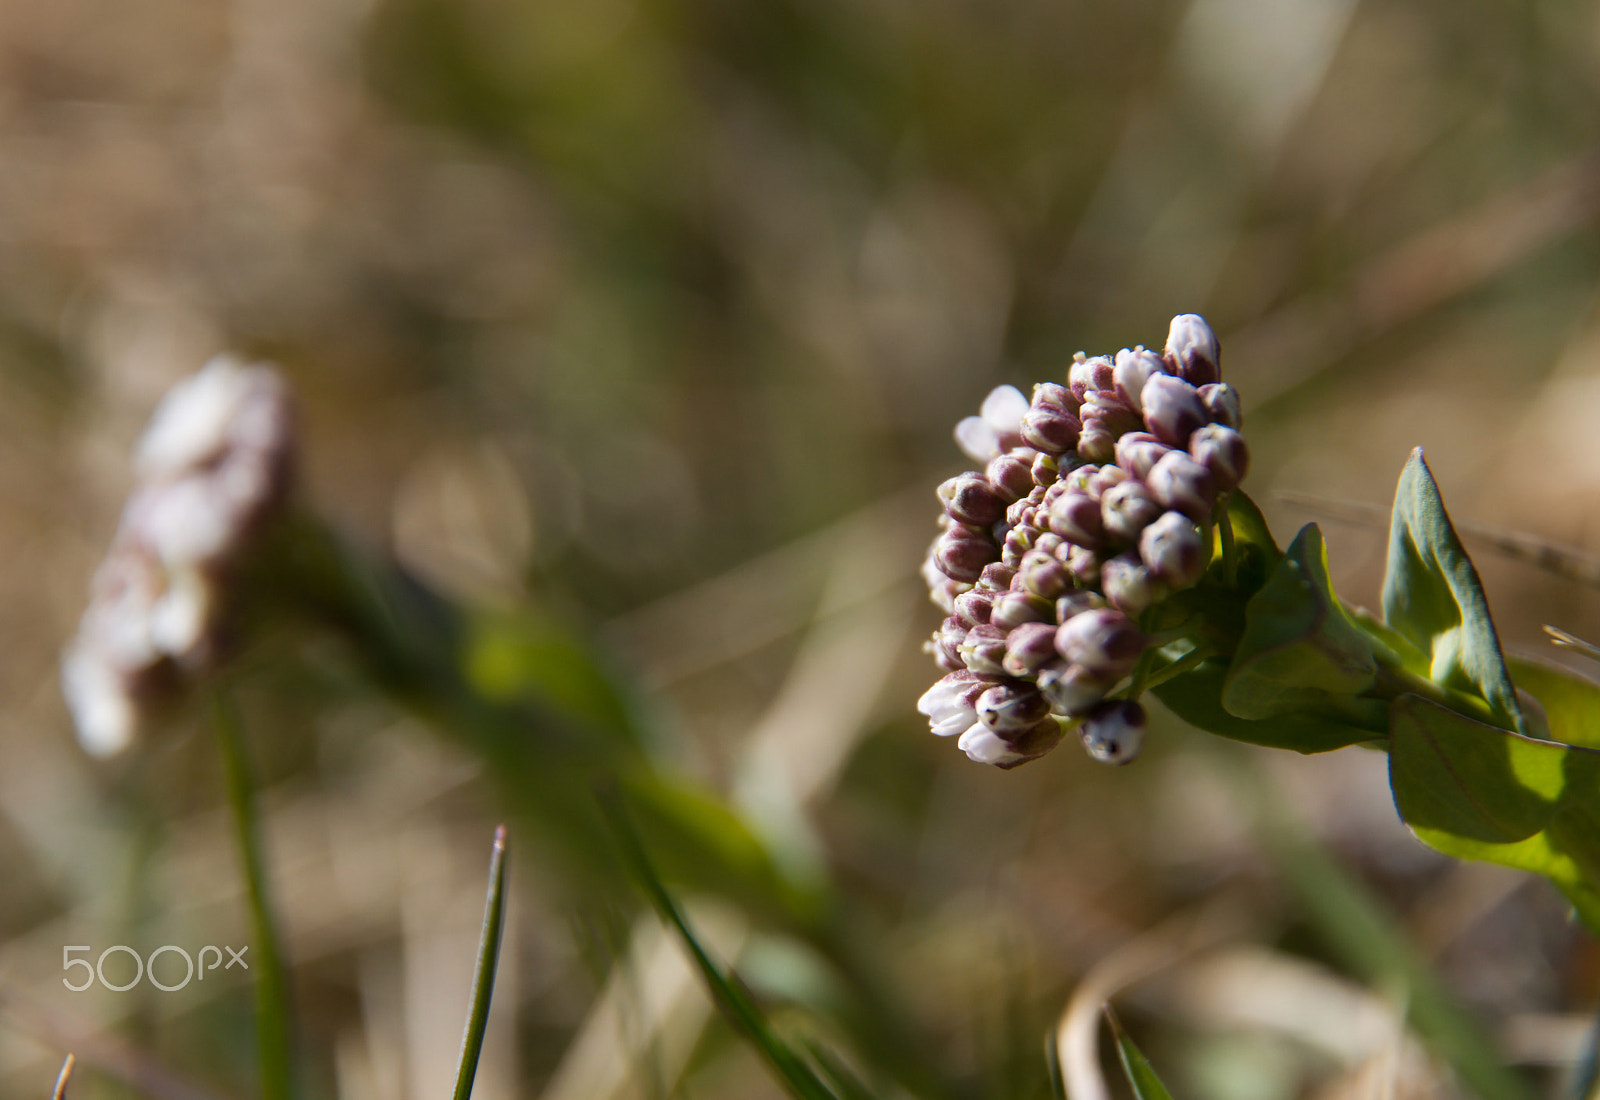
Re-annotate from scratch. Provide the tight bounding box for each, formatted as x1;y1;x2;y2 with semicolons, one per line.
210;687;295;1100
1216;496;1238;589
452;826;509;1100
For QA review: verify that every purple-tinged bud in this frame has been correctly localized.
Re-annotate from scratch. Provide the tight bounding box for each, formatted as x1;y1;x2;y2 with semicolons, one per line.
1062;465;1097;495
1113;347;1167;412
1055;590;1106;622
1088;464;1132;498
1101;553;1164;616
1068;355;1115;403
1034;381;1076;414
1055;608;1145;679
1005;484;1045;529
1198;383;1241;430
1076;423;1116;463
958;712;1062;768
1079;389;1144;436
977;681;1052;734
978;562;1017;591
1079;699;1146;764
1018;549;1072;599
959;624;1008;675
1101;479;1164;544
1146;451;1216;523
923;551;964;612
918;670;992;737
935;524;998;583
1030;450;1062;485
953;587;995;626
1140;374;1208;448
1114;432;1171;481
1139;511;1207;589
1164;315;1220;387
1003;622;1060;677
990;588;1052;631
1066;544;1101;587
1037;662;1111;717
935;615;972;667
1033;532;1066;558
1021;403;1082;455
1000;530;1027;569
1188;424;1249;493
1047;492;1104;548
986;453;1036;502
938;473;1007;527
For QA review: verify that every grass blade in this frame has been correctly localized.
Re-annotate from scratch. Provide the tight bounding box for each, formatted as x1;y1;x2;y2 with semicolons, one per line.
210;687;295;1100
452;825;510;1100
599;788;839;1100
1104;1008;1177;1100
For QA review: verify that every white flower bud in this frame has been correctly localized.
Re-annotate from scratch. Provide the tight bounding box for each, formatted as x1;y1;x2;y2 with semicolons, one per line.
1079;700;1147;764
1164;315;1220;386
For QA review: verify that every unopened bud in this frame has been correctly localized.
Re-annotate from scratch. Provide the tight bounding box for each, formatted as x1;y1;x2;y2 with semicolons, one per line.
1146;451;1216;523
1188;424;1249;493
1101;553;1164;615
1079;699;1147;764
1055;590;1106;622
1164;315;1220;387
1002;622;1060;677
952;587;995;626
958;713;1062;768
1114;432;1172;481
1139;511;1206;589
1113;347;1167;412
1100;479;1162;544
1021;395;1082;455
931;616;968;670
977;681;1052;734
978;562;1017;590
935;524;997;583
1140;374;1208;448
1018;549;1072;599
1055;608;1145;679
1030;450;1062;486
1037;662;1111;716
1066;544;1101;587
959;624;1008;674
1076;423;1116;463
986;453;1036;502
1198;383;1241;430
1047;492;1104;549
939;473;1006;526
990;588;1052;631
1068;355;1115;403
1079;389;1143;437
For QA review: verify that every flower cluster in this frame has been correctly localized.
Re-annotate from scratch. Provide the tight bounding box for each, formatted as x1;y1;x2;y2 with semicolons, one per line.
918;315;1247;768
62;356;296;756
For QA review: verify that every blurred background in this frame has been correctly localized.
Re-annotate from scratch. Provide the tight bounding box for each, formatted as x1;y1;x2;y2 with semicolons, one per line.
4;0;1600;1097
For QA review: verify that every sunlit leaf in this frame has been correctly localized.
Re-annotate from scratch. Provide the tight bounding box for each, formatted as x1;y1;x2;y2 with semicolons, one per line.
1382;449;1522;732
1388;693;1600;932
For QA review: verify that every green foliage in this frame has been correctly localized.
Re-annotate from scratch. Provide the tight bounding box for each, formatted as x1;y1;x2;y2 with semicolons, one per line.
1105;1009;1178;1100
1382;449;1524;733
1151;659;1381;753
1223;523;1379;720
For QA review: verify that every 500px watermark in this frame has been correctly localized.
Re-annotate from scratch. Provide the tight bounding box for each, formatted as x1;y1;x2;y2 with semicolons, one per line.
62;945;249;992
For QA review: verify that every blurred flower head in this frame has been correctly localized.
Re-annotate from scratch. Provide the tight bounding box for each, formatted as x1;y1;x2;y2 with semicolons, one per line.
63;356;296;756
919;315;1246;768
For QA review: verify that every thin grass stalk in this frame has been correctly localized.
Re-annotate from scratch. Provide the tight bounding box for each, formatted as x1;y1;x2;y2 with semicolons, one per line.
210;686;294;1100
451;825;509;1100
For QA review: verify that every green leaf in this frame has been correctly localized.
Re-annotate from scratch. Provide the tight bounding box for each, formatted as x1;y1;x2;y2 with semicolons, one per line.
1508;656;1600;749
1213;489;1281;596
599;789;842;1100
1104;1009;1177;1100
1223;524;1379;720
1382;449;1522;732
1153;659;1382;753
1388;693;1600;932
452;825;509;1100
